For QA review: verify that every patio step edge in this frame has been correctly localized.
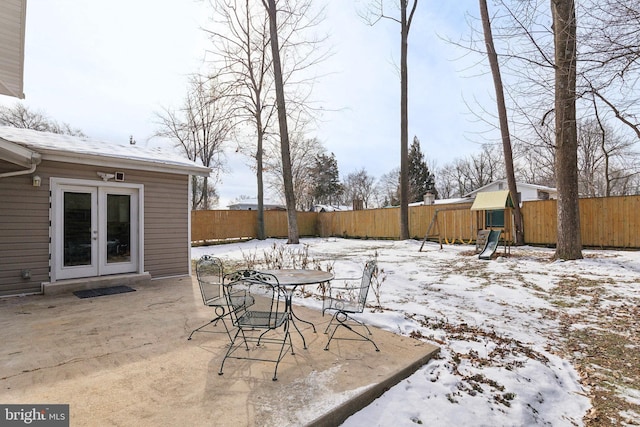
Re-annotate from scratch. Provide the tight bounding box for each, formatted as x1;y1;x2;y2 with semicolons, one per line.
306;344;441;427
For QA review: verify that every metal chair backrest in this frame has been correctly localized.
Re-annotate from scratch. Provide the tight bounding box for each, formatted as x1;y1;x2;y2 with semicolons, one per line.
195;255;224;304
356;260;377;310
322;259;380;352
222;270;285;329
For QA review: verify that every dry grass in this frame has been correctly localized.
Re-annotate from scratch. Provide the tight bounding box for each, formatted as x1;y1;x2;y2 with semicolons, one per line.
552;290;640;426
433;248;640;426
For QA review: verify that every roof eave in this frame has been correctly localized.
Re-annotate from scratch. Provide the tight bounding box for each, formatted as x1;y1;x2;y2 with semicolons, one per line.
0;138;41;168
41;151;211;177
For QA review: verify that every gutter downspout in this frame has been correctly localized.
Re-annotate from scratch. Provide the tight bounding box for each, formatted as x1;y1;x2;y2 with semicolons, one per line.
0;152;42;179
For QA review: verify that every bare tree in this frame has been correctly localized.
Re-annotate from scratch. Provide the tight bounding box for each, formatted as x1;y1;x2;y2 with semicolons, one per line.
515;136;556;188
479;0;524;245
435;144;504;198
264;133;325;210
206;0;276;238
485;0;640;147
361;0;418;238
581;0;640;139
262;0;299;243
155;75;230;210
577;118;640;197
343;168;377;209
207;0;326;239
453;2;604;256
0;103;85;137
552;0;582;260
434;166;457;200
377;167;400;206
577;119;607;197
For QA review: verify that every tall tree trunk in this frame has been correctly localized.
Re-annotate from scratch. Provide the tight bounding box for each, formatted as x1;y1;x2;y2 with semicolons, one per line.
399;0;417;240
264;0;299;243
479;0;524;245
191;175;198;210
256;122;266;240
551;0;582;259
203;176;209;209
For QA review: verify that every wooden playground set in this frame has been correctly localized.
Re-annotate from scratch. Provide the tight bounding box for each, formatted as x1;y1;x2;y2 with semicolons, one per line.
419;190;514;260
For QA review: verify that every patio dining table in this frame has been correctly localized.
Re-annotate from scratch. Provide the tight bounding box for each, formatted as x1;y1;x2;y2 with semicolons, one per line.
259;269;334;349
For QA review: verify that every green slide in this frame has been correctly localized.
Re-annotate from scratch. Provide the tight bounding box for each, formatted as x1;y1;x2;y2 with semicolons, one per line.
479;230;501;260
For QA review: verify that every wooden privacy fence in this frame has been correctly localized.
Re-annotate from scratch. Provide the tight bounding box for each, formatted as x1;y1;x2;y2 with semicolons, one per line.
521;195;640;248
191;210;318;242
191;194;640;248
314;203;479;242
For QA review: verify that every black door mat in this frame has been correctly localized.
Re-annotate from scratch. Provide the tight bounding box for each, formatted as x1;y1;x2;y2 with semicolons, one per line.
73;285;136;299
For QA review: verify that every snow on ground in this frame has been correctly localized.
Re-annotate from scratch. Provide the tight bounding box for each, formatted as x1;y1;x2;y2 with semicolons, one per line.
192;238;640;426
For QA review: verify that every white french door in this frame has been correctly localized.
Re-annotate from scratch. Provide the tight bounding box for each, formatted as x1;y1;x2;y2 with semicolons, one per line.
52;180;142;281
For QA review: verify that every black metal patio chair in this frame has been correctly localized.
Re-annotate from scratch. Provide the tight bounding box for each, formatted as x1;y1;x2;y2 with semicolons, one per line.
322;260;380;352
218;270;293;381
188;255;254;342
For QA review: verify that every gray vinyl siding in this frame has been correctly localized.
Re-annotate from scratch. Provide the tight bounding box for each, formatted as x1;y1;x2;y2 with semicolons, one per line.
0;0;27;98
0;160;49;295
141;171;190;278
0;159;191;297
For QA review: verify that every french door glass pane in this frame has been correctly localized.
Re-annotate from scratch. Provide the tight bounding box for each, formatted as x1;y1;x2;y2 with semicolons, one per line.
64;192;92;266
106;194;131;263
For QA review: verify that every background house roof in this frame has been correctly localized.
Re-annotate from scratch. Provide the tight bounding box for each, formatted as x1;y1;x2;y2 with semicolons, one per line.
0;126;210;176
410;197;471;207
227;198;285;210
313;204;352;212
464;180;557;197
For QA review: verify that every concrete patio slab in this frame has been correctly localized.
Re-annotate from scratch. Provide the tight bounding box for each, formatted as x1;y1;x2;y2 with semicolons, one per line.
0;276;439;426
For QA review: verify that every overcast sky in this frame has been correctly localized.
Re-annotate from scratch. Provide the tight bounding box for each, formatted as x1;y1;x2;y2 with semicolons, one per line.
0;0;496;208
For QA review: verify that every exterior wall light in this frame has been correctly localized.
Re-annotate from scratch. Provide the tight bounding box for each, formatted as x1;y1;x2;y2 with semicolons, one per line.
32;175;41;187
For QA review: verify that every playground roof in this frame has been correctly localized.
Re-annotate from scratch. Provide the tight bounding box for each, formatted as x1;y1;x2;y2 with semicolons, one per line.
470;190;514;211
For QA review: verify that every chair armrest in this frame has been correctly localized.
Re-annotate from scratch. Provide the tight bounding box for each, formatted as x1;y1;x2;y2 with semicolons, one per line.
326;281;367;300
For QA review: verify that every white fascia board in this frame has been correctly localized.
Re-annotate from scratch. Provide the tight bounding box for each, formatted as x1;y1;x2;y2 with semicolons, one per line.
0;138;40;168
40;151;211;177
